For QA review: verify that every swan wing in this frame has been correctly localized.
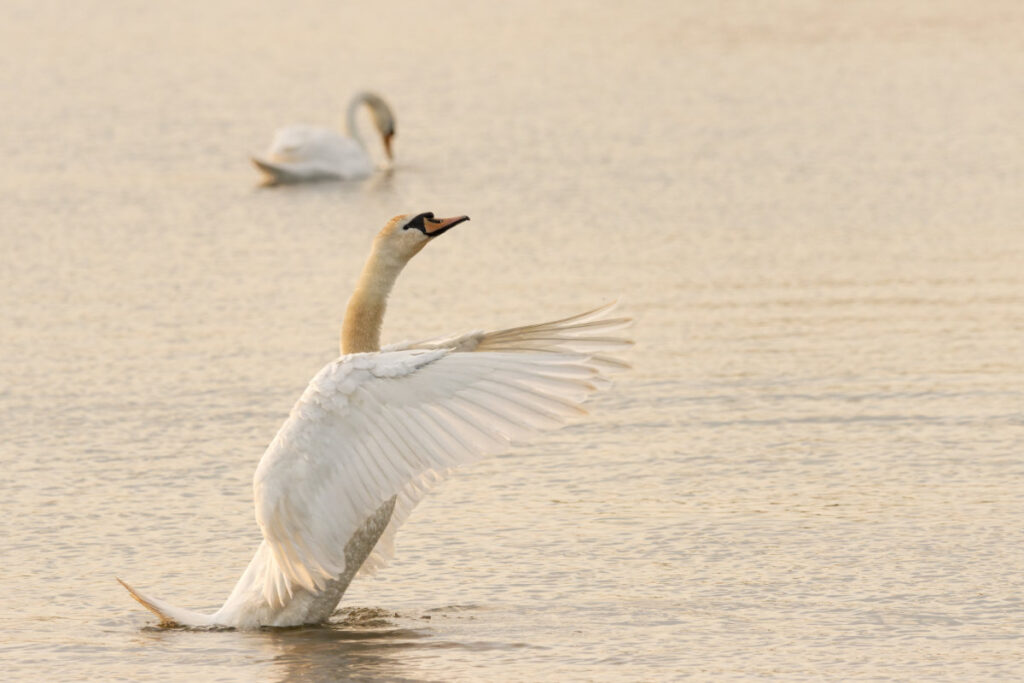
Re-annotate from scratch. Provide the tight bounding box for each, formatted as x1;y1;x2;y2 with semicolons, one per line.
254;125;371;180
252;343;622;607
384;301;632;369
265;125;354;160
358;302;632;574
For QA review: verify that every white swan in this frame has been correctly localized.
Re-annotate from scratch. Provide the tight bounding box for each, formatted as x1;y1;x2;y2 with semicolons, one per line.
252;91;396;184
119;212;631;629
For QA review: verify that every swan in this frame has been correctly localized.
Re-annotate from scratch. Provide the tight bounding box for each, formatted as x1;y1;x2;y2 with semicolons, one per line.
119;212;631;629
251;91;396;184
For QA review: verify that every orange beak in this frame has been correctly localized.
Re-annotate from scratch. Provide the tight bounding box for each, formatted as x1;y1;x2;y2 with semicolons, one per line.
423;215;470;237
383;132;394;161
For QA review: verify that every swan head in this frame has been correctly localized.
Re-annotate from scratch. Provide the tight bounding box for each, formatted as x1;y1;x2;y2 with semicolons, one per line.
375;212;470;261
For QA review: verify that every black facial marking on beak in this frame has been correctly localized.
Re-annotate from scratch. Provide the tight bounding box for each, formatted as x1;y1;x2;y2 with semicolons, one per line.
402;212;435;234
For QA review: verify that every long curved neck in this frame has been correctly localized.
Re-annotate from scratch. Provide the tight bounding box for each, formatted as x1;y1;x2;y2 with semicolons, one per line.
341;243;408;354
345;94;370;150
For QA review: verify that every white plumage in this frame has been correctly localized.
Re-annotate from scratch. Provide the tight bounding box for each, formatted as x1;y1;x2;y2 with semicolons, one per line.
119;212;630;629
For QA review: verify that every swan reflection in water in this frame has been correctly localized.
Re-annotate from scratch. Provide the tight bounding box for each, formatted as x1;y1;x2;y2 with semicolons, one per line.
260;607;532;682
259;609;429;682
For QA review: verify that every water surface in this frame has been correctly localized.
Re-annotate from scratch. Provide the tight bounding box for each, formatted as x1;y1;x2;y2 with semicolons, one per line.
1;0;1023;679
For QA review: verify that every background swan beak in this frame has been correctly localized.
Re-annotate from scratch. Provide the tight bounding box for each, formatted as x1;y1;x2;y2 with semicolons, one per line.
424;215;470;236
383;133;394;160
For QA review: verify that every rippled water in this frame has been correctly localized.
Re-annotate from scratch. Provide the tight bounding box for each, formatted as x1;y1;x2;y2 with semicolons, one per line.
2;0;1023;679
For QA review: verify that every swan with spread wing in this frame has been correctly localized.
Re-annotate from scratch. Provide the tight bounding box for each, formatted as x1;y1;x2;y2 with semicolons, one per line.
119;212;631;629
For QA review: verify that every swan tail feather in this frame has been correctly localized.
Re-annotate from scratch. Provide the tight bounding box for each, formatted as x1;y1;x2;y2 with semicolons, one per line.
117;578;216;628
251;157;295;184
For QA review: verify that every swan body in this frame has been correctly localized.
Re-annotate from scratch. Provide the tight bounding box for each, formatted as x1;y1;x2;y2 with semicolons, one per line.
252;91;396;184
120;212;631;629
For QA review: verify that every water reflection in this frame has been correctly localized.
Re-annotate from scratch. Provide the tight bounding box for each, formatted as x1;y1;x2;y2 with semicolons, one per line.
257;605;534;682
258;609;429;683
361;167;397;193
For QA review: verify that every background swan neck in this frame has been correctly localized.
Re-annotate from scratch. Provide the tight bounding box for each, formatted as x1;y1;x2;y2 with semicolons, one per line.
341;246;407;354
345;94;370;150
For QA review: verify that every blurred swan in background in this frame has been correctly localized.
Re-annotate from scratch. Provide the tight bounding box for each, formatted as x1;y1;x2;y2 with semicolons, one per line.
252;91;395;184
119;212;631;629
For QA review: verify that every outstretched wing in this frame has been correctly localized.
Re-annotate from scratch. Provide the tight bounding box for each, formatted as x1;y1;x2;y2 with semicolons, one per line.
359;302;631;574
254;305;631;607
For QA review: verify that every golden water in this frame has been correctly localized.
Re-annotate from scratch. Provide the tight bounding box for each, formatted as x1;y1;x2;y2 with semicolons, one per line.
1;0;1022;679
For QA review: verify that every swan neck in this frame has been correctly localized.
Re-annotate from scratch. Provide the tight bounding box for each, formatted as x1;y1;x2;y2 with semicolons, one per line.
341;244;407;354
345;95;370;150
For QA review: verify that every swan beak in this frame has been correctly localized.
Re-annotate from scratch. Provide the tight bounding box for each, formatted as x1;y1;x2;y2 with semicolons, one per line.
383;133;394;161
423;215;470;237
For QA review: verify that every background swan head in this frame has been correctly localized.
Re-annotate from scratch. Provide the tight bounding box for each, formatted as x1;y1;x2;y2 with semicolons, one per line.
351;91;396;161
